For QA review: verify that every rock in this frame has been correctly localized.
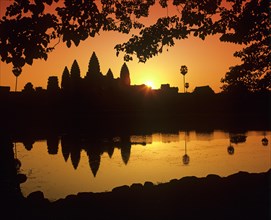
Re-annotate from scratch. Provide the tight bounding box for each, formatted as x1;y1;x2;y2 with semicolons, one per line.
112;185;129;193
27;191;45;201
130;183;143;191
144;181;154;188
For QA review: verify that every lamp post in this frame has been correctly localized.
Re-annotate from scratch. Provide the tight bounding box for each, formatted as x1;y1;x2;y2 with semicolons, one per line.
180;65;188;93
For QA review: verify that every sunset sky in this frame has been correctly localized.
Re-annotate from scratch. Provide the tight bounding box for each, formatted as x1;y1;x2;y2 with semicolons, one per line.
0;1;245;93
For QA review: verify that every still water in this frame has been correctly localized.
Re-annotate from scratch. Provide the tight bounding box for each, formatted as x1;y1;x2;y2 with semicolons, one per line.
16;130;270;201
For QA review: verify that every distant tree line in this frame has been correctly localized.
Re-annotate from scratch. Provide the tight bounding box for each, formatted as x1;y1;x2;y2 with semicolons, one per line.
1;1;269;95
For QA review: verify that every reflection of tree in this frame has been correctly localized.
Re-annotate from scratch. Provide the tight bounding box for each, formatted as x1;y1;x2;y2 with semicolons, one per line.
227;145;234;155
227;133;247;155
195;130;214;141
262;137;268;146
227;133;245;155
0;136;26;202
229;133;247;144
182;131;190;165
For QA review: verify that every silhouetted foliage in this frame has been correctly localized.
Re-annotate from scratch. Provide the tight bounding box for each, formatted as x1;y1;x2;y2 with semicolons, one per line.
180;65;188;76
193;86;215;95
22;82;35;93
221;43;271;93
1;0;269;89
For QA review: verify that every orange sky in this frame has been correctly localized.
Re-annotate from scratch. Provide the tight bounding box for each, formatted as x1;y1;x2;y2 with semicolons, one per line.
0;1;244;93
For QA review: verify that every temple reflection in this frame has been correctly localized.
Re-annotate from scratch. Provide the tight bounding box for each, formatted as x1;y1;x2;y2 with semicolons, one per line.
47;135;59;155
120;135;131;165
22;137;35;151
8;129;270;179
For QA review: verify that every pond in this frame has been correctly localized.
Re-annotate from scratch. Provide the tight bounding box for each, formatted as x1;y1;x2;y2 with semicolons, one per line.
14;130;270;201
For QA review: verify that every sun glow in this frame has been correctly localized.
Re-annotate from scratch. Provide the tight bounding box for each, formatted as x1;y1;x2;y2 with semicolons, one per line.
145;81;154;89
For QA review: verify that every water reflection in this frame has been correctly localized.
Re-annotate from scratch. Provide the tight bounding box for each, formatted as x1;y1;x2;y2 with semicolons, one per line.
59;134;133;176
22;136;35;151
262;131;268;146
0;136;26;202
4;129;270;200
47;135;59;155
227;132;248;155
229;133;247;144
17;130;271;178
227;144;235;155
182;131;190;165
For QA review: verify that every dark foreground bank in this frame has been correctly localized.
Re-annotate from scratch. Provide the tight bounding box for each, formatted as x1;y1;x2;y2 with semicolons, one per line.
2;169;270;220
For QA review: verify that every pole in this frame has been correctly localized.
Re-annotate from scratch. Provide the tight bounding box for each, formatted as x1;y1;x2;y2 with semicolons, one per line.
183;75;185;93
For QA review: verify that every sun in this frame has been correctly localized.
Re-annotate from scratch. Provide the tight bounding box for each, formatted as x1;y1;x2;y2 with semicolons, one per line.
145;81;154;89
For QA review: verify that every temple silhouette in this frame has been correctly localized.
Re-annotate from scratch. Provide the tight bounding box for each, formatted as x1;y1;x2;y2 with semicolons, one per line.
0;52;270;136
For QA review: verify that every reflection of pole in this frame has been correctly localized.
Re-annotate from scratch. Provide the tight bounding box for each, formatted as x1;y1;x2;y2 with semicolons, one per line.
184;131;187;154
183;131;190;165
227;134;234;155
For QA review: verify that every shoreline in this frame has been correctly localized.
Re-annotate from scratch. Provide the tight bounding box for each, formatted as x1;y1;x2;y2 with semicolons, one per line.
4;169;270;220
